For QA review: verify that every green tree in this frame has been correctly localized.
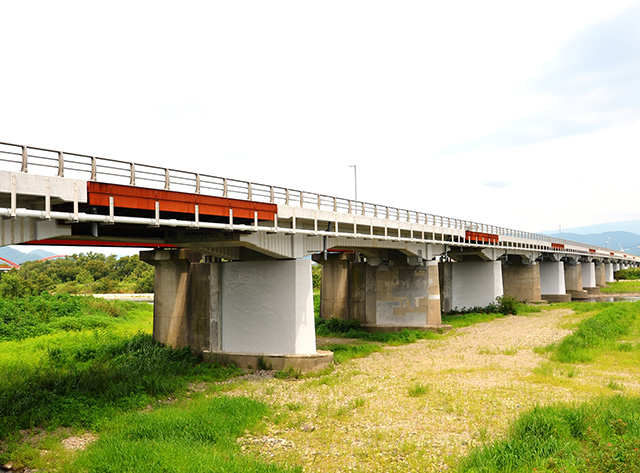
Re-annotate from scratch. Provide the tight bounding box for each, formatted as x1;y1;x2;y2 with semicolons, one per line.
0;271;32;298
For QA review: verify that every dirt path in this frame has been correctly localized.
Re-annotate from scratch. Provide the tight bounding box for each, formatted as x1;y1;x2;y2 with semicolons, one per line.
227;309;606;472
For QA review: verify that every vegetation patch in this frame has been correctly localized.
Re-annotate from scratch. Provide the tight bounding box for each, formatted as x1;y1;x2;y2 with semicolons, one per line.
0;293;134;342
548;302;639;363
601;280;640;293
0;252;154;297
455;396;640;473
68;396;299;473
614;268;640;280
443;295;521;317
0;332;241;441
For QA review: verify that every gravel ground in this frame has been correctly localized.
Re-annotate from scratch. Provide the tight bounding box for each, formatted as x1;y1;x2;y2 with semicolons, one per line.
229;308;638;472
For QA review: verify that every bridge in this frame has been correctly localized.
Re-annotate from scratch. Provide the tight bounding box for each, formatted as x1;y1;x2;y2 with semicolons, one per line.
0;141;637;370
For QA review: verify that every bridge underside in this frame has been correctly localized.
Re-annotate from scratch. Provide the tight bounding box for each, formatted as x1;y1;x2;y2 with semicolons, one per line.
0;170;637;372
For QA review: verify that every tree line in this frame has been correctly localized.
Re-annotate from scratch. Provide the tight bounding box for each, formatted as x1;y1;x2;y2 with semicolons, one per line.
0;252;154;298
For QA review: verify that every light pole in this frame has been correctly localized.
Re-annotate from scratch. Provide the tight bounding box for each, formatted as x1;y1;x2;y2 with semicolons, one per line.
349;165;358;201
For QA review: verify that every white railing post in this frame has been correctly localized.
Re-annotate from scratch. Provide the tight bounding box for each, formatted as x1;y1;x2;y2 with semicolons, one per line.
21;146;28;173
130;163;136;186
57;151;64;177
91;157;97;181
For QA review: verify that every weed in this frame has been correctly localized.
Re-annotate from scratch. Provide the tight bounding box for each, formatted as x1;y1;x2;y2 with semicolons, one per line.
500;347;518;356
322;342;382;364
257;356;271;371
274;366;302;380
607;379;625;391
408;383;429;397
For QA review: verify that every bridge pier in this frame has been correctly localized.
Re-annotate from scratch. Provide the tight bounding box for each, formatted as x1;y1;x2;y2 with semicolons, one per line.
564;259;588;300
581;260;599;295
314;251;447;332
539;261;571;302
439;260;503;312
501;255;543;303
595;261;606;288
141;249;332;371
605;263;615;283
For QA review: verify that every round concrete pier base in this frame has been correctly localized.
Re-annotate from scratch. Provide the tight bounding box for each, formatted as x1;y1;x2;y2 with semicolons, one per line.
362;324;452;334
567;290;589;300
202;350;334;373
541;294;572;303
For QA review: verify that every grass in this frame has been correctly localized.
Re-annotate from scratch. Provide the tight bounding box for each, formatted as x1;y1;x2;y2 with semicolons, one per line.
456;301;640;472
5;295;640;472
601;280;640;293
315;316;440;363
0;332;241;440
320;341;384;364
455;396;640;472
547;302;639;363
0;296;246;469
64;396;299;473
408;382;429;397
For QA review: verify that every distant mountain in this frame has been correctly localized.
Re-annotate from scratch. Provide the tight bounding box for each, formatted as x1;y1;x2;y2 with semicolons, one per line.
543;219;640;236
0;247;57;265
543;231;640;256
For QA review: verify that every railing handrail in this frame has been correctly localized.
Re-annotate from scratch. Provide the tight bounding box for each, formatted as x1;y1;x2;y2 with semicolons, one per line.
0;140;633;260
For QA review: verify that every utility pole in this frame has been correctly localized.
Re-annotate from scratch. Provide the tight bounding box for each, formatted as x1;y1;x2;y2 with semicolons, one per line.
349;165;358;201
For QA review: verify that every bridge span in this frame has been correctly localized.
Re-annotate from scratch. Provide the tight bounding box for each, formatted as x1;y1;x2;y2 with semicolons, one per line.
0;141;637;370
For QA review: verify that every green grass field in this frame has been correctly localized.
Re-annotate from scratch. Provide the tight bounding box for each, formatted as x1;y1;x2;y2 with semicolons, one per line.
0;295;294;472
3;295;640;472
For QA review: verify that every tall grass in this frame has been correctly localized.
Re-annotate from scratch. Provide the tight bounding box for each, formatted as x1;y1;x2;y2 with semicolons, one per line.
0;294;138;342
66;396;300;473
551;302;639;363
0;333;240;437
456;396;640;472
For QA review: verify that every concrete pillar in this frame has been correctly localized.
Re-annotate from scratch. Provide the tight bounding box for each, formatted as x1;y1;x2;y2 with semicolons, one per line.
594;262;606;287
315;252;352;320
502;259;543;303
582;261;596;288
363;260;442;330
439;260;503;312
220;259;316;354
539;261;570;302
564;261;588;300
315;253;446;331
614;263;621;273
140;248;204;349
604;263;615;283
142;249;332;371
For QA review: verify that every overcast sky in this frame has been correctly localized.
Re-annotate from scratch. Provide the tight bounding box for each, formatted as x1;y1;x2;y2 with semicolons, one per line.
2;0;640;245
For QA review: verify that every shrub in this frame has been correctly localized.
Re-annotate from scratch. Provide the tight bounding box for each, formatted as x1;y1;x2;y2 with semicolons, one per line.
615;268;640;280
497;295;519;315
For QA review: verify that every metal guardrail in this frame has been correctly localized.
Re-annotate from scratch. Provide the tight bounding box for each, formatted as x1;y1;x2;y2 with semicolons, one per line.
0;141;634;261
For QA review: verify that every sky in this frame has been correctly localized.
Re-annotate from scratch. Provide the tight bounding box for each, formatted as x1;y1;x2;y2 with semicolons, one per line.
2;0;640;257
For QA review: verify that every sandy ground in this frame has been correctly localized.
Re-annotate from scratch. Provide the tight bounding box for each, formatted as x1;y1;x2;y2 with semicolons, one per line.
227;308;639;472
